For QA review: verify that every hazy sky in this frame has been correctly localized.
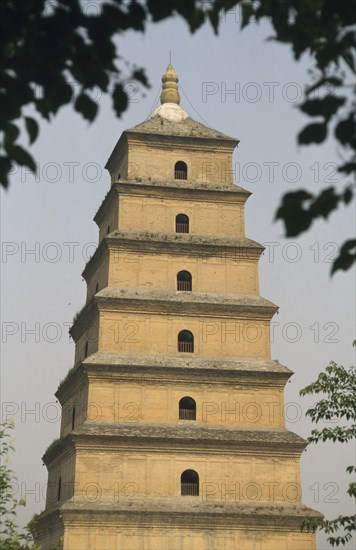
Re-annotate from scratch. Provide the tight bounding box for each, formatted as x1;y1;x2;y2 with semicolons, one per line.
1;4;355;549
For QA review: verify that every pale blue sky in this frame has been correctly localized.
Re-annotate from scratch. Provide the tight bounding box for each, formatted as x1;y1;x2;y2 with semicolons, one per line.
1;7;355;548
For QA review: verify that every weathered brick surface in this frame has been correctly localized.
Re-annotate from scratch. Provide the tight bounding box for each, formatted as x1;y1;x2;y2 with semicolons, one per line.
37;79;319;549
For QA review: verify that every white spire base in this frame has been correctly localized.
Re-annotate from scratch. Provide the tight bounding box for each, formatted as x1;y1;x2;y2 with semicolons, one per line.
152;103;189;123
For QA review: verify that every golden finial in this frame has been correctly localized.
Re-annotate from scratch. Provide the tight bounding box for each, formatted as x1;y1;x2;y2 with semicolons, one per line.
160;64;180;105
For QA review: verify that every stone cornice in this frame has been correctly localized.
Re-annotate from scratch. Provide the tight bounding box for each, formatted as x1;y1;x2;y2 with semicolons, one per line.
96;288;277;318
69;289;277;341
37;500;322;534
117;179;250;201
56;364;87;403
42;436;75;468
125;130;237;152
82;231;263;282
93;180;251;226
36;509;63;540
56;355;292;403
105;128;239;175
63;502;322;528
85;363;290;388
73;441;301;460
69;300;97;341
82;240;107;281
43;422;306;466
94;185;118;225
84;352;291;375
105;132;127;172
76;421;305;448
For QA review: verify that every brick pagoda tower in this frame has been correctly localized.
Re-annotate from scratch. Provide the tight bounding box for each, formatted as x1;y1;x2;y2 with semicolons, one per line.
37;65;320;549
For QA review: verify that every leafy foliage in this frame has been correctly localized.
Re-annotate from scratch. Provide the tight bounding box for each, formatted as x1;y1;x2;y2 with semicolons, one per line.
0;421;38;549
300;362;356;547
276;187;354;238
0;0;149;188
0;0;355;273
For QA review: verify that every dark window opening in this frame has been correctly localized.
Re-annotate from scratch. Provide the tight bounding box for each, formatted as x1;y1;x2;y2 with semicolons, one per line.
178;330;194;353
179;397;196;420
181;469;199;496
175;161;188;180
95;283;99;293
175;214;189;234
84;341;88;358
72;407;76;430
107;225;110;234
57;477;62;501
177;270;192;291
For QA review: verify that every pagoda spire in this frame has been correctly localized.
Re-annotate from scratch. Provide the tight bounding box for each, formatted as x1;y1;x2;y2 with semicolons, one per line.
160;64;180;105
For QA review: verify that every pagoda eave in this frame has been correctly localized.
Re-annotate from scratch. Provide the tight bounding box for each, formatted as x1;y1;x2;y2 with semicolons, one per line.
69;291;278;341
43;423;306;465
82;233;264;281
55;356;292;402
94;181;252;227
38;500;322;533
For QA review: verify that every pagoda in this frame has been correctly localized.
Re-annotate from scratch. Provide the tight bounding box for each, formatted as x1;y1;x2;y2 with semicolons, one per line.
37;65;320;549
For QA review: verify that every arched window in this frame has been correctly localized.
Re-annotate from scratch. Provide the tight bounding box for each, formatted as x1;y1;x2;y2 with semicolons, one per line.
95;283;99;293
57;476;62;501
72;407;76;430
177;270;192;291
178;330;194;353
107;225;110;234
175;161;187;180
84;341;88;358
181;470;199;496
179;397;196;420
176;214;189;234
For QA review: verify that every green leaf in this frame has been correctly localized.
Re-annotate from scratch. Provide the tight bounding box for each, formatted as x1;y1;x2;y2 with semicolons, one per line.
241;1;254;29
310;187;339;219
146;0;175;22
343;187;353;204
127;1;146;31
300;97;345;121
74;93;98;122
208;6;220;34
275;190;313;237
185;8;205;33
0;156;12;189
132;68;150;87
306;77;342;95
298;122;327;145
5;144;36;172
331;239;356;275
335;116;355;146
338;239;356;255
112;83;128;117
338;162;356;175
24;117;39;144
4;122;19;146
